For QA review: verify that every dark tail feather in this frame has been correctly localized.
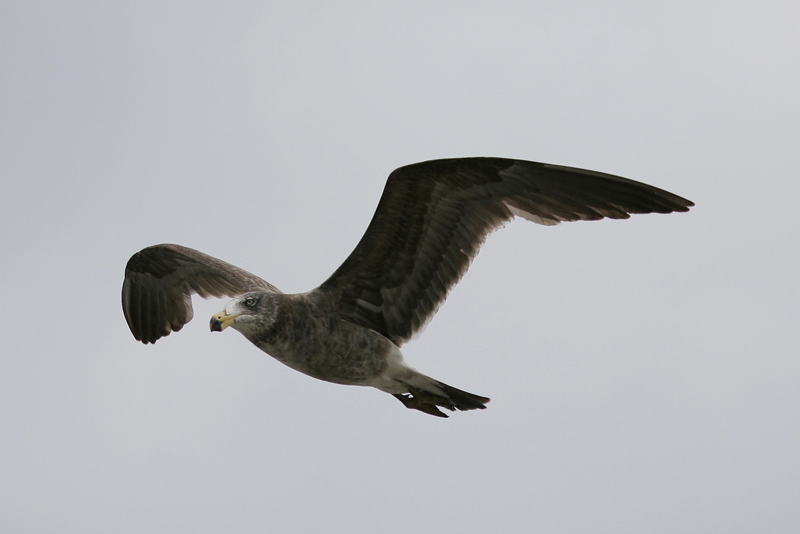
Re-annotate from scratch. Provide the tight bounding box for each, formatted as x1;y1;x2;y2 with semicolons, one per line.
436;380;490;411
393;380;490;417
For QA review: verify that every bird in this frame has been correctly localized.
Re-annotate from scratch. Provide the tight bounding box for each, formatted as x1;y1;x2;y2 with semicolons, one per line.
122;157;693;417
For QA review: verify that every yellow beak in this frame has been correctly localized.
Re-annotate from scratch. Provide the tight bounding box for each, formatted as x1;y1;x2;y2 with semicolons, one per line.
210;310;240;332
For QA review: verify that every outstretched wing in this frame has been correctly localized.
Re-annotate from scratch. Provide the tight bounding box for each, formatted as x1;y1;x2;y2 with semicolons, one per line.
122;244;279;344
314;157;693;345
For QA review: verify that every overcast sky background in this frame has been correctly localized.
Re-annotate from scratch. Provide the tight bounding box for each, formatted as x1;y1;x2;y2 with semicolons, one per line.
2;1;798;532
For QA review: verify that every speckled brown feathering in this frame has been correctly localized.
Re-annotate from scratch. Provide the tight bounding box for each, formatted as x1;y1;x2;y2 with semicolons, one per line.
122;157;693;417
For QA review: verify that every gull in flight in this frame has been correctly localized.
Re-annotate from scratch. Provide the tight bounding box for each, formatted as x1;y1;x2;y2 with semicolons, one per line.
122;157;693;417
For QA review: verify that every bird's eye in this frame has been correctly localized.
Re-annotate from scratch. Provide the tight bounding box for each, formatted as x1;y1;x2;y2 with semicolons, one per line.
244;297;257;307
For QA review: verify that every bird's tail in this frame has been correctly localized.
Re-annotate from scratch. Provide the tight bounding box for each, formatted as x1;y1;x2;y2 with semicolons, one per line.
393;375;490;418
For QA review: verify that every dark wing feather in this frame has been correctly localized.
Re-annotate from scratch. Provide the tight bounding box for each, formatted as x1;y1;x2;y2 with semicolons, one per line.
314;157;693;345
122;244;279;344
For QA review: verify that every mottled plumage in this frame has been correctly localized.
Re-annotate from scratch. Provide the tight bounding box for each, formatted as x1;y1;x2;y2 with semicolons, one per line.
122;157;693;417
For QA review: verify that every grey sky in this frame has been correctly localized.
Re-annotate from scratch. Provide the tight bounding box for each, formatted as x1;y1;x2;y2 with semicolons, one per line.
1;1;798;532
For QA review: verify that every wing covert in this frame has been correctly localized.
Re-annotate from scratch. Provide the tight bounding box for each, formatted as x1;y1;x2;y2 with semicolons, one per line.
315;157;693;345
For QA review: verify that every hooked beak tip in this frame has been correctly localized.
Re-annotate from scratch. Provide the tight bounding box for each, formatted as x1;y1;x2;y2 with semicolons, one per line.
210;310;239;332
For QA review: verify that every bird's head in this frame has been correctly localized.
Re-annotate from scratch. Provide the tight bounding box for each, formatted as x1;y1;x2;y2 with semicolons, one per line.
210;291;278;336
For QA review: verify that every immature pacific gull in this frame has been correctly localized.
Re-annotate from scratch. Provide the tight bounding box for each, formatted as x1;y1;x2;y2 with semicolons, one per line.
122;157;693;417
